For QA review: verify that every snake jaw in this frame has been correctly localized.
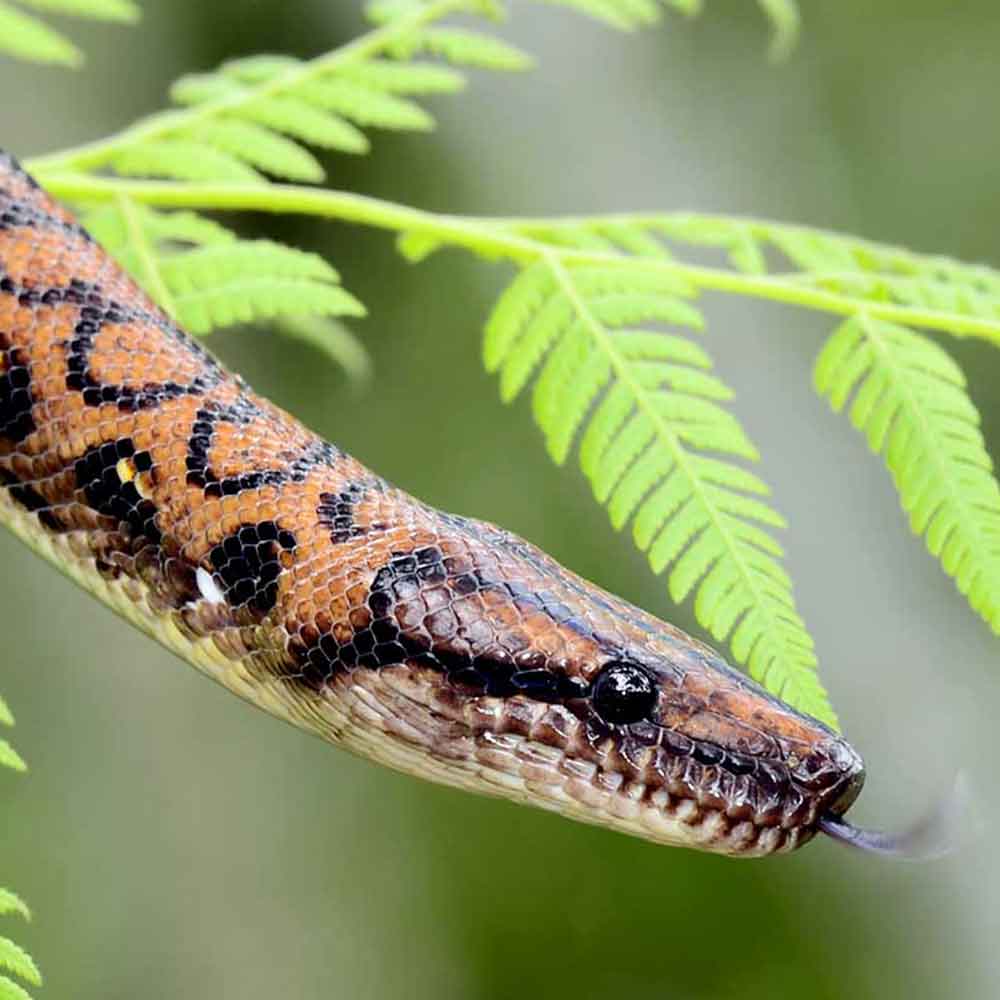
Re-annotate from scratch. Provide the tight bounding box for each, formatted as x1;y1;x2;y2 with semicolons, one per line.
320;654;866;857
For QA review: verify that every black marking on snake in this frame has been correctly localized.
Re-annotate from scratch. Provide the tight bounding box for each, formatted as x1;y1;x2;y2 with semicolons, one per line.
0;152;40;191
0;165;90;237
75;438;162;545
0;345;36;443
0;201;92;239
0;267;224;410
207;520;296;615
317;479;387;544
292;545;591;702
187;397;342;498
0;468;60;531
63;283;222;410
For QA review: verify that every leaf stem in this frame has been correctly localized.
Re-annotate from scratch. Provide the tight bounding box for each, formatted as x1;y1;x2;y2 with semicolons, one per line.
30;172;1000;347
114;192;177;317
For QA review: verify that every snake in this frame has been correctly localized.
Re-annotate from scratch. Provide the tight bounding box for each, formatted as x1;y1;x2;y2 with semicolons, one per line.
0;149;944;859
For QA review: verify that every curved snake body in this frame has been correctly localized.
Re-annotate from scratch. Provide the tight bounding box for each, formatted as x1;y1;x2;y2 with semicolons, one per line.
0;152;866;857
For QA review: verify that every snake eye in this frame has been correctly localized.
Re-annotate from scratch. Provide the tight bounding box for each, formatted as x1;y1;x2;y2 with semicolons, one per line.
591;661;657;726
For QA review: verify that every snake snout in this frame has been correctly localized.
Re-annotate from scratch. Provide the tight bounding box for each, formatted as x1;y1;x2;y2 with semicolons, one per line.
820;738;866;817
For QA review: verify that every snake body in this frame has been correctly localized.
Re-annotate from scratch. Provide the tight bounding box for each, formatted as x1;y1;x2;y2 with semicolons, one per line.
0;151;866;857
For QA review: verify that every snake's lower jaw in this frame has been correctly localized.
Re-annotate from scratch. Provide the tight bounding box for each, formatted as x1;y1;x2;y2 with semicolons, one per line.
324;665;866;857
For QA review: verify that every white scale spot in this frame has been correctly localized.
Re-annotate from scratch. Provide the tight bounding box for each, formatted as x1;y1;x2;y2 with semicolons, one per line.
196;566;226;605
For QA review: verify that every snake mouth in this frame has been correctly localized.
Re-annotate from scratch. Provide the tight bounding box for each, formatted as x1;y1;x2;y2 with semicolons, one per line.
328;665;870;857
461;716;868;857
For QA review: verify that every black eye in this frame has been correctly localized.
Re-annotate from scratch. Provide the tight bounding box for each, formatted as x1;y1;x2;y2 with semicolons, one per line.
591;661;657;726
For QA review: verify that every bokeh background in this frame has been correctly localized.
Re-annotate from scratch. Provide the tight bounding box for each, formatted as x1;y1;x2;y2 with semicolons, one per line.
2;1;999;997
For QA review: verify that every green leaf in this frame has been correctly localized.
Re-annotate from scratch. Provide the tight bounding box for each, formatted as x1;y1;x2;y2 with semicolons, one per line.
174;279;365;334
0;893;29;923
417;28;533;70
816;315;1000;635
293;79;434;131
240;97;368;152
192;120;326;182
158;240;341;290
220;53;300;84
0;1;80;65
0;695;12;727
0;975;34;1000
16;0;138;20
486;255;837;727
83;201;366;346
0;0;138;67
340;58;465;94
757;0;800;61
112;139;263;183
0;939;40;988
0;741;26;773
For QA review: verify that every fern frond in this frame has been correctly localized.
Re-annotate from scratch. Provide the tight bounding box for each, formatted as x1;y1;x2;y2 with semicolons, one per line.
339;58;466;94
0;940;40;990
111;138;262;183
0;695;24;773
0;896;28;925
816;315;1000;634
486;256;837;726
410;27;533;69
655;214;1000;322
32;2;531;183
82;200;367;357
0;741;25;774
0;695;39;1000
0;0;137;67
188;120;325;183
0;975;33;1000
500;213;1000;345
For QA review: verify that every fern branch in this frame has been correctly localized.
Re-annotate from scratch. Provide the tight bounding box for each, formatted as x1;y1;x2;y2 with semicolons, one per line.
35;175;1000;348
26;0;497;176
27;0;800;180
487;253;837;725
816;315;1000;634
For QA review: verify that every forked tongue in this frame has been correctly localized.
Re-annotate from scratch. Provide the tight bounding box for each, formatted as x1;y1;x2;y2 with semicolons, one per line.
818;773;971;861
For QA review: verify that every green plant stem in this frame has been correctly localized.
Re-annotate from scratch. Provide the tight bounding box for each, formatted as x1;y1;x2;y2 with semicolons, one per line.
28;171;1000;346
24;0;476;174
115;192;177;317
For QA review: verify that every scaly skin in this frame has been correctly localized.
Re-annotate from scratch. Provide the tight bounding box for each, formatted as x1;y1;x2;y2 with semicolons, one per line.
0;152;863;856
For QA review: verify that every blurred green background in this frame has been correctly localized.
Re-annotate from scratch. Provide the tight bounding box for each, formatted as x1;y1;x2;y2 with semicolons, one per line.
2;1;999;997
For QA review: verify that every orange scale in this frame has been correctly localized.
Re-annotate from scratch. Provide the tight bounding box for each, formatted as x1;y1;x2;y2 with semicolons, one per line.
254;500;279;522
218;495;241;517
185;507;211;537
218;511;244;537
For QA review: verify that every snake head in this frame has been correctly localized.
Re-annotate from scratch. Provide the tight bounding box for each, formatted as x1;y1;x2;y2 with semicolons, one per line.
289;505;866;857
